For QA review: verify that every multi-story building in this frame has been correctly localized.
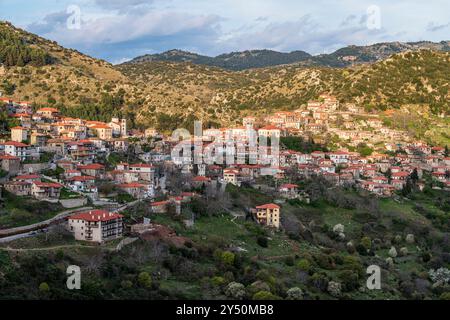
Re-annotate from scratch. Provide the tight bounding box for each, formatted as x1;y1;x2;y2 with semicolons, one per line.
0;154;20;175
36;107;59;119
254;203;281;229
11;126;28;143
91;124;113;140
67;210;123;243
223;168;239;185
31;181;63;199
1;141;29;161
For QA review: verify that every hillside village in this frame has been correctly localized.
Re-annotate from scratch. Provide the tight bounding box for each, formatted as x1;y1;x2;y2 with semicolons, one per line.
0;93;448;245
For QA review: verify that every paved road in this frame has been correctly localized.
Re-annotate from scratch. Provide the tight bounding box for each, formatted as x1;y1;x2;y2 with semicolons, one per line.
0;207;94;240
0;198;146;243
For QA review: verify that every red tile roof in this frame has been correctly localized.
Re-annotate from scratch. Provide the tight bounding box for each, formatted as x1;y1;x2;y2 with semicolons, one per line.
280;184;298;189
0;154;20;160
130;164;154;168
78;163;105;170
256;203;280;210
117;183;145;188
2;141;28;147
33;181;63;188
15;174;40;180
69;210;123;222
150;200;169;207
192;176;211;182
68;175;96;182
37;108;59;112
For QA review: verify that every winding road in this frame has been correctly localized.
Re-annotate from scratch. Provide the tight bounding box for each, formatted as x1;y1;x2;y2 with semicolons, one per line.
0;198;146;243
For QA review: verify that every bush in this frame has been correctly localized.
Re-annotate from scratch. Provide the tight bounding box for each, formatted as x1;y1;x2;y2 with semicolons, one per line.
121;280;133;289
221;251;236;266
440;292;450;300
285;256;295;267
338;270;360;292
389;247;398;258
309;273;329;291
211;276;225;286
39;282;50;292
257;236;268;248
252;291;280;300
138;272;152;288
286;287;303;300
361;236;372;251
297;259;311;272
247;281;271;296
224;282;246;300
327;281;342;297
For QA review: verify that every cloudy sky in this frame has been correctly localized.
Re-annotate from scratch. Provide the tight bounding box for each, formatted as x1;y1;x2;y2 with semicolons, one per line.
1;0;449;64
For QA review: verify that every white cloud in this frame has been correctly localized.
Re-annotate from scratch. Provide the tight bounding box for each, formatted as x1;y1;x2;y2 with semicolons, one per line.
19;0;450;61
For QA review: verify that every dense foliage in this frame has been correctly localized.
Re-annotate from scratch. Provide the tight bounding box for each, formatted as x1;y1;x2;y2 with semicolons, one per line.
0;23;53;67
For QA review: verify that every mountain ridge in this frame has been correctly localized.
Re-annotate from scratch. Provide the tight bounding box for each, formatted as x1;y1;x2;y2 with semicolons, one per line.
125;41;450;70
0;21;448;146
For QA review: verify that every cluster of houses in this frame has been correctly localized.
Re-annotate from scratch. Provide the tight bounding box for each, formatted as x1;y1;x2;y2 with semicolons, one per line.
1;95;449;244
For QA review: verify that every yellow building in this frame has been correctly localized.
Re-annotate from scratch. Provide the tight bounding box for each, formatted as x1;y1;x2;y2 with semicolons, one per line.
223;168;239;185
11;126;28;143
255;203;281;229
92;124;113;140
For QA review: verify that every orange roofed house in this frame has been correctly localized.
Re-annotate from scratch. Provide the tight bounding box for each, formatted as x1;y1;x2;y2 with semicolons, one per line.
36;107;59;119
254;203;281;229
91;124;113;140
67;210;123;243
1;141;29;161
31;181;63;199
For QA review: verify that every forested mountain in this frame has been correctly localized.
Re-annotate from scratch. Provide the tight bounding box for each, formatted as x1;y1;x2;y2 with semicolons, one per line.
126;41;450;70
0;21;448;138
0;22;52;67
127;49;312;71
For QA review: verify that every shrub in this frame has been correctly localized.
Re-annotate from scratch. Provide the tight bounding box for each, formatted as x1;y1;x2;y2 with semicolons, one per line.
297;259;311;272
257;236;269;248
286;287;303;300
285;256;295;267
309;273;329;291
429;268;450;285
338;270;360;292
39;282;50;292
440;292;450;300
211;276;225;286
361;236;372;251
252;291;280;300
342;255;363;275
221;251;236;266
138;272;152;288
225;282;246;300
389;247;398;258
327;281;342;297
406;234;415;244
121;280;133;289
400;247;409;256
247;281;271;296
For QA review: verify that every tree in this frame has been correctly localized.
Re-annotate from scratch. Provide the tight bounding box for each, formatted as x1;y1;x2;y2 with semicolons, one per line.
39;282;50;292
297;259;311;272
221;251;235;266
1;80;16;95
286;287;303;300
224;282;246;299
257;236;268;248
252;291;280;300
138;272;152;288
